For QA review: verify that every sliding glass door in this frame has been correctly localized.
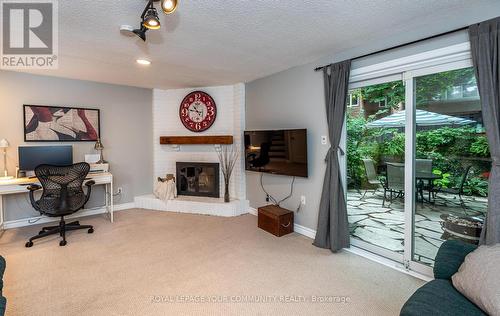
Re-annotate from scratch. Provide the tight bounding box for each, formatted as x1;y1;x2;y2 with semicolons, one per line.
344;61;490;276
411;67;489;269
346;78;406;263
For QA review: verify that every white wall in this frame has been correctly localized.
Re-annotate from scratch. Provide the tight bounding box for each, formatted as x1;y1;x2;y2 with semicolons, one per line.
153;84;246;200
0;70;153;221
246;66;326;230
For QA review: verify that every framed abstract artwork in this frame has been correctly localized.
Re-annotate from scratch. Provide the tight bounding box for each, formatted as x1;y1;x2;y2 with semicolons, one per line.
24;105;100;142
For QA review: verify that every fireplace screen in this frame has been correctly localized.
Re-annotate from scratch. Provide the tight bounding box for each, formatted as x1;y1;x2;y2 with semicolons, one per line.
176;162;220;198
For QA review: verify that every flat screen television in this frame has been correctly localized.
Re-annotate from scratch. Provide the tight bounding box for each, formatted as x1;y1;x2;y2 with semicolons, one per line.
244;129;308;177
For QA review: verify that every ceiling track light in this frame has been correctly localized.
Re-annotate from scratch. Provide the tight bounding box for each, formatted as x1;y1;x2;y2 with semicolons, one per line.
133;26;148;41
160;0;178;14
143;7;160;30
130;0;179;42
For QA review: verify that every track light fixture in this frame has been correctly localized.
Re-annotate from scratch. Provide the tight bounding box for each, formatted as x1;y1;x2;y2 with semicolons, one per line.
161;0;178;14
143;7;161;30
129;0;179;42
133;26;148;41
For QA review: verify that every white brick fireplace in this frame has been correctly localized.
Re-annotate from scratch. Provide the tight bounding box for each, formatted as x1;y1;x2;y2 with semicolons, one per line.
135;83;249;216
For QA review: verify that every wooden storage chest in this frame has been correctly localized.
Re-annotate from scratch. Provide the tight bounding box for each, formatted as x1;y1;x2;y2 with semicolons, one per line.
258;205;294;237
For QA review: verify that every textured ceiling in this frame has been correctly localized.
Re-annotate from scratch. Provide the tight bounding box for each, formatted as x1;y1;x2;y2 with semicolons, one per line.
10;0;500;89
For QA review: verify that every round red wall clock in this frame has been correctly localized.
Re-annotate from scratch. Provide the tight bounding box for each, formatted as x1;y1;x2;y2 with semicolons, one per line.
179;91;217;132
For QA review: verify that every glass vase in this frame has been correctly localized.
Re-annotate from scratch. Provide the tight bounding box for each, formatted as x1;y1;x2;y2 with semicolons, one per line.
224;182;230;203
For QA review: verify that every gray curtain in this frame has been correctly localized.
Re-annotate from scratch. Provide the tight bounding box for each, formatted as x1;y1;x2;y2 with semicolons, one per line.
313;60;351;252
469;17;500;245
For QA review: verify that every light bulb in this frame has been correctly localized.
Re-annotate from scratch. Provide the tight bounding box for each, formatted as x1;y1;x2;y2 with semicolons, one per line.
136;59;151;65
161;0;178;14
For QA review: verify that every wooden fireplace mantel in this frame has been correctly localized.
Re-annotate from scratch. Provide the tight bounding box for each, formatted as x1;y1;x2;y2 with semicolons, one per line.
159;135;234;145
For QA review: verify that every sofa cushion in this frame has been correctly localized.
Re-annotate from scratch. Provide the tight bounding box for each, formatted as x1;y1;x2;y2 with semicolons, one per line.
452;244;500;316
0;296;5;316
0;255;5;316
434;240;477;280
400;279;485;316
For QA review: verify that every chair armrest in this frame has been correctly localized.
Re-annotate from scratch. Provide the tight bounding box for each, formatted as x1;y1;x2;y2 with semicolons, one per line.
83;180;95;206
27;184;42;212
433;240;477;280
27;184;41;191
85;180;96;187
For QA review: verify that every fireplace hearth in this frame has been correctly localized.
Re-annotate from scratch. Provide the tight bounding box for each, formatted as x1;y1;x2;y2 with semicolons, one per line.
176;162;220;198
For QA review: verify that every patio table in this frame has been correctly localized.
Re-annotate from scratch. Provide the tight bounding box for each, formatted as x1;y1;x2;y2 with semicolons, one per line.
416;172;442;203
380;162;441;203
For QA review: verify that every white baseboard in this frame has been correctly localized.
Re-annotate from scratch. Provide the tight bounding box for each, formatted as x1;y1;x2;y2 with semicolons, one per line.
3;202;135;229
248;207;257;216
293;223;316;239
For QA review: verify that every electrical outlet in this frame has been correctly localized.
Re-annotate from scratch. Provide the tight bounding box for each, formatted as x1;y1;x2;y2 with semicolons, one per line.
117;187;123;195
321;136;328;145
300;195;306;205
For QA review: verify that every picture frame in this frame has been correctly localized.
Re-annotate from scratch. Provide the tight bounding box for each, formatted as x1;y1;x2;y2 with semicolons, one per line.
23;104;101;142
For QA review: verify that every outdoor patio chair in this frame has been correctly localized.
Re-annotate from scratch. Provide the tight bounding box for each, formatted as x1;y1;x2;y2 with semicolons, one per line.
382;163;405;207
416;159;432;174
416;158;433;202
361;159;382;199
434;165;473;214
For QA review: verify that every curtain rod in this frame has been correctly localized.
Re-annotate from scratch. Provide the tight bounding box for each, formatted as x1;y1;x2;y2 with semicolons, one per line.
314;26;469;72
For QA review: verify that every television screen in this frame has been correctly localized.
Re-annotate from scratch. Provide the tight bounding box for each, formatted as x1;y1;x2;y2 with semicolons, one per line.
244;129;308;177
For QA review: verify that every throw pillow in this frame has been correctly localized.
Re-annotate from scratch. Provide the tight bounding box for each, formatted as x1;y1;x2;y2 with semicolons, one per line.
452;243;500;315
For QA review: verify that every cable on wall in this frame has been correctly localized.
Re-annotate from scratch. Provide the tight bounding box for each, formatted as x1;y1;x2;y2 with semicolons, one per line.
260;173;278;205
259;173;297;208
276;176;295;206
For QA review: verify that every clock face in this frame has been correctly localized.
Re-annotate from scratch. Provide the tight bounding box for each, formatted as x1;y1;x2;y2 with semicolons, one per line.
179;91;217;132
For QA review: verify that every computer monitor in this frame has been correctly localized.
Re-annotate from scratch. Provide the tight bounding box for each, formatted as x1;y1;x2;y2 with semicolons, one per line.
18;146;73;172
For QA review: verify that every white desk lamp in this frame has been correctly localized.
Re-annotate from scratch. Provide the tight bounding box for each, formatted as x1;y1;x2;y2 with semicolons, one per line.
0;139;13;180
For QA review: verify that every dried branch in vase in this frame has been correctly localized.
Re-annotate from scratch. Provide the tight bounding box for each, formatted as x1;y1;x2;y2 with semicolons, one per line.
216;144;239;202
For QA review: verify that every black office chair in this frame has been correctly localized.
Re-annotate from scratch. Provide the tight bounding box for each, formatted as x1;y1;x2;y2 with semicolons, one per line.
25;162;95;247
247;142;271;168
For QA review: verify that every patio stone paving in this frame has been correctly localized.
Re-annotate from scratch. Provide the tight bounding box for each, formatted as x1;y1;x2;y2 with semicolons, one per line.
348;190;487;266
357;218;386;229
347;200;365;206
353;227;404;252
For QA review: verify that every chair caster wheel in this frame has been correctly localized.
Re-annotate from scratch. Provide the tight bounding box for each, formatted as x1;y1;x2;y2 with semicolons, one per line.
88;228;94;234
59;240;67;246
25;241;33;248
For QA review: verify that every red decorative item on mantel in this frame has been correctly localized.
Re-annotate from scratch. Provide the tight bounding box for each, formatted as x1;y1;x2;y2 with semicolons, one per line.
179;91;217;132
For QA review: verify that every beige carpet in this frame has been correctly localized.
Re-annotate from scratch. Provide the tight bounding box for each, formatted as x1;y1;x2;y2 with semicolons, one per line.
0;209;423;316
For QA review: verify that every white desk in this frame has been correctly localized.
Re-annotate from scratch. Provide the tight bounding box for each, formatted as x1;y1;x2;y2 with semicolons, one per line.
0;172;114;230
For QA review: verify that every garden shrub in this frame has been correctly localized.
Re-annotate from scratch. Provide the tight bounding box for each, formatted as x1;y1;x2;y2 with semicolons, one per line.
347;116;491;196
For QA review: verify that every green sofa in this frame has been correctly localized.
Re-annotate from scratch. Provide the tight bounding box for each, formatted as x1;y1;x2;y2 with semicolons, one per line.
400;240;485;316
0;255;5;316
